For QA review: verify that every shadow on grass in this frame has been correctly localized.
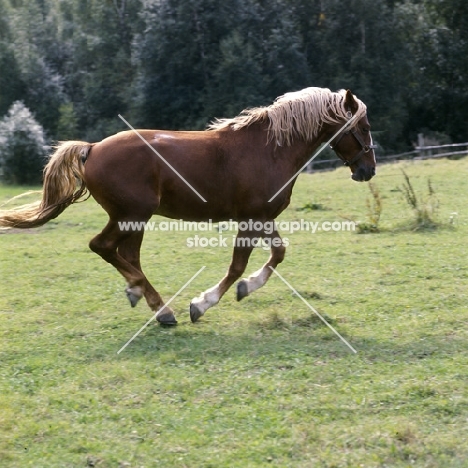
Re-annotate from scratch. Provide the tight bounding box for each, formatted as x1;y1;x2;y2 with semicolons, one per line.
107;314;467;367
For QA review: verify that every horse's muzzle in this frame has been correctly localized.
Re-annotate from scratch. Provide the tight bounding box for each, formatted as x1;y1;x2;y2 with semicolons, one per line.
352;166;376;182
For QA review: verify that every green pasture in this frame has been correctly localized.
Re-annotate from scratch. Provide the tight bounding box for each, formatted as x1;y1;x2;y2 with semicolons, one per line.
0;158;467;467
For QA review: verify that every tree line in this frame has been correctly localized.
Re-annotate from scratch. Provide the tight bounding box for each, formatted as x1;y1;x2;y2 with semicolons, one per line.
0;0;467;159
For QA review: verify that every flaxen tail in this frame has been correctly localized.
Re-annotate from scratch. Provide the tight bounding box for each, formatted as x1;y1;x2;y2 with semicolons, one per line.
0;141;92;229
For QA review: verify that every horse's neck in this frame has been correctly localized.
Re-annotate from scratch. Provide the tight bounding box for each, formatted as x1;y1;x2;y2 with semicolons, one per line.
283;128;330;173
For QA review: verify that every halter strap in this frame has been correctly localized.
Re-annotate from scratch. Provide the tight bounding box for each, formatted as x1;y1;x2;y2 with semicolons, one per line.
330;128;377;166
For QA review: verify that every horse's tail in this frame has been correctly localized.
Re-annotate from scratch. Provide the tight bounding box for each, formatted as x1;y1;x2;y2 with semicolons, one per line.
0;141;92;229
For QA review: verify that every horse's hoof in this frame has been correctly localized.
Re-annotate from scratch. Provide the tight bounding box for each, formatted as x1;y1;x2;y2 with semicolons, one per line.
126;289;141;308
156;308;177;325
190;303;204;323
237;280;249;301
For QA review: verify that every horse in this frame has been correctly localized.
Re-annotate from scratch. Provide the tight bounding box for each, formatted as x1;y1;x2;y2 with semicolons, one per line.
0;87;376;325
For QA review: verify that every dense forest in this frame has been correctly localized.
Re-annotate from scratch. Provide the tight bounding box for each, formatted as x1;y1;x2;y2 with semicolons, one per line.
0;0;467;155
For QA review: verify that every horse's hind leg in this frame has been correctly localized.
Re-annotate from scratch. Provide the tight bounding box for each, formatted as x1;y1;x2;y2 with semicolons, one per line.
117;230;177;324
117;230;153;306
237;228;285;301
89;220;177;325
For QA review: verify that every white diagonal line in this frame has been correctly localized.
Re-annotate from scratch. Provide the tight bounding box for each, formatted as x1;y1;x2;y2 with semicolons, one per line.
118;114;207;203
117;266;206;354
268;115;358;202
268;266;357;354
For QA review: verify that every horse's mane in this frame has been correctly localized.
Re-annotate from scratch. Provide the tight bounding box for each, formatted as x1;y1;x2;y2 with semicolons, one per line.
208;87;367;146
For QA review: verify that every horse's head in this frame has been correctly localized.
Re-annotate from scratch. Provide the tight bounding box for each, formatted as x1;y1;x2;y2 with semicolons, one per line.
329;90;376;182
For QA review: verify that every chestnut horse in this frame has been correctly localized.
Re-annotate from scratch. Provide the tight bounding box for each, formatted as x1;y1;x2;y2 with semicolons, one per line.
0;87;376;325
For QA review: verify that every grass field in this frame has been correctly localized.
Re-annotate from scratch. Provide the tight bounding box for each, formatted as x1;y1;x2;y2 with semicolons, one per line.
0;158;467;467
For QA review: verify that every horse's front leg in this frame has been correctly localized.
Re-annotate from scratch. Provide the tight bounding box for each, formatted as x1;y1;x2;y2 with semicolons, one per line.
189;230;256;322
237;228;286;301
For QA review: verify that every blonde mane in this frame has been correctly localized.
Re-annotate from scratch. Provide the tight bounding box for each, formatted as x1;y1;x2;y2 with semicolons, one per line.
208;87;367;146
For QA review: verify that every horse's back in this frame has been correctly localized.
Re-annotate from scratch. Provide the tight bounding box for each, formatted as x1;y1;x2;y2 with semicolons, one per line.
82;127;288;221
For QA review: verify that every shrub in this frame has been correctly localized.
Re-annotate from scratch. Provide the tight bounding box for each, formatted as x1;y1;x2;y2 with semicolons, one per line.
0;101;47;185
356;182;382;233
399;170;439;230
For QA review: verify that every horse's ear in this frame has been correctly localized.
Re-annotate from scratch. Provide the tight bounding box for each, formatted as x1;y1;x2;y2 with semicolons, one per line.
345;89;359;114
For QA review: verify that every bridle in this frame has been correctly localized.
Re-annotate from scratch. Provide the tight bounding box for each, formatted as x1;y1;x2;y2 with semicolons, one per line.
330;124;377;167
